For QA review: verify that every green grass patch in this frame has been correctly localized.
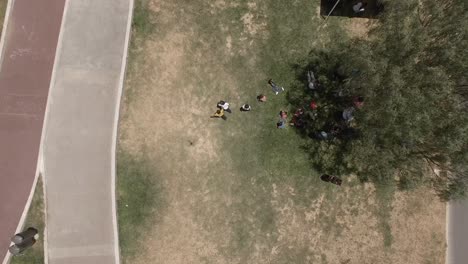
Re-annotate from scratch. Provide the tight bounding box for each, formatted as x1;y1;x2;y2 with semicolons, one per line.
132;0;154;37
374;183;395;248
117;0;445;262
0;0;7;35
10;177;45;264
117;150;166;263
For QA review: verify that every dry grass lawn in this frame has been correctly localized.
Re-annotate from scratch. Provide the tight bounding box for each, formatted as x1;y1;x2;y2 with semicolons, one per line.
117;1;446;263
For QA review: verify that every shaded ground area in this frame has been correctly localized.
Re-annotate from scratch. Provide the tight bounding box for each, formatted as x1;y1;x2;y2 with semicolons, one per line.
117;0;445;263
320;0;383;18
10;177;45;264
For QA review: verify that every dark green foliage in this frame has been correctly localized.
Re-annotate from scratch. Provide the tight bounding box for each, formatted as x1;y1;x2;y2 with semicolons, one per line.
289;0;468;200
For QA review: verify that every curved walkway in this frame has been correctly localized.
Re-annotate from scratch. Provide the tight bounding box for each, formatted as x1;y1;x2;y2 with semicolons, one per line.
42;0;133;263
0;0;65;262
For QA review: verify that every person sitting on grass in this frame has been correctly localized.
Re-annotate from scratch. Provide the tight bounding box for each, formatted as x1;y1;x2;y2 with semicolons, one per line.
211;108;227;120
353;1;367;13
240;104;251;112
290;117;305;128
310;101;318;110
342;107;355;123
320;174;342;186
277;120;286;129
307;70;317;90
279;110;288;119
257;94;267;102
290;108;304;127
217;100;232;113
353;96;365;109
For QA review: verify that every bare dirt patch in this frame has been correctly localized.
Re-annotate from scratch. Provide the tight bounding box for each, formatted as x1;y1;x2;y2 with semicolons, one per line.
344;18;377;39
390;188;446;264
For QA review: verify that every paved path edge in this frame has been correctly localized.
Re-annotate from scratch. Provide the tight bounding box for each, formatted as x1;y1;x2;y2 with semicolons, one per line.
446;203;449;264
0;2;15;261
0;0;13;68
111;0;134;263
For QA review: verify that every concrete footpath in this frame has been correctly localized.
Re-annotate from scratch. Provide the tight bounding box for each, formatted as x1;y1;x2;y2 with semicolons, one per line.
0;0;65;262
42;1;132;263
447;200;468;264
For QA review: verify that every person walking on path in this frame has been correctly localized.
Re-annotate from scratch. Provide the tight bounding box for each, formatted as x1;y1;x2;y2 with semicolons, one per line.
217;101;232;113
268;79;285;95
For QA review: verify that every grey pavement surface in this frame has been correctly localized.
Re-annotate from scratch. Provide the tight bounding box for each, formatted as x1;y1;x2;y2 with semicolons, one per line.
447;199;468;264
42;1;132;263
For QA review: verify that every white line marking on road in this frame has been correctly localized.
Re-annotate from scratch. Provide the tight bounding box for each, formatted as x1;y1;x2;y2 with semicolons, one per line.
48;244;115;260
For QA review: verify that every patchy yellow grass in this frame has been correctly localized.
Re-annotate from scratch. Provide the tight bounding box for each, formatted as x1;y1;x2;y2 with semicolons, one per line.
343;17;378;39
390;188;446;264
119;1;446;263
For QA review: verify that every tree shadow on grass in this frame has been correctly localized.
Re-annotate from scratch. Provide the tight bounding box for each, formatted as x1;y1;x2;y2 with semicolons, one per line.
287;48;366;182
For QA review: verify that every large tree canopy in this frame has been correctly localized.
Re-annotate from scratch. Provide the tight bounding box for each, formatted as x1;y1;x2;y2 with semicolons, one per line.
289;0;468;200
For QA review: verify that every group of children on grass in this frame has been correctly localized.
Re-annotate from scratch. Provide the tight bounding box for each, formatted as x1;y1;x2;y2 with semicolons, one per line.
210;71;364;135
210;70;366;186
210;78;286;125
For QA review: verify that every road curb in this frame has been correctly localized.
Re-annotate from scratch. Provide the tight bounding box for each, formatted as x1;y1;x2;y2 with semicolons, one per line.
111;0;134;263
